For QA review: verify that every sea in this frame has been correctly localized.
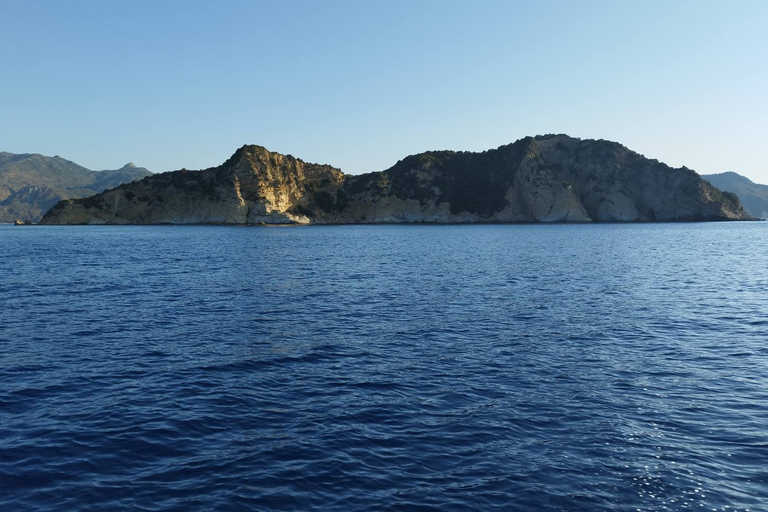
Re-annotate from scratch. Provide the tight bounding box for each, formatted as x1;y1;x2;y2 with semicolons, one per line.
1;223;767;511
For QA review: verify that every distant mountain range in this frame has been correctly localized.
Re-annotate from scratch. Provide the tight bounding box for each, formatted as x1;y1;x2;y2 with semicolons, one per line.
0;152;152;223
40;134;750;225
702;172;768;220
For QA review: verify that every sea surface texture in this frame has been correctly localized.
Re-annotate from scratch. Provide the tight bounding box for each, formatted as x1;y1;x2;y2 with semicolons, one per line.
1;223;767;511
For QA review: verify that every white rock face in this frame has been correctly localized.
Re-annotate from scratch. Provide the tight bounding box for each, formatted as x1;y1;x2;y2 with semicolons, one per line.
512;158;591;222
594;186;638;221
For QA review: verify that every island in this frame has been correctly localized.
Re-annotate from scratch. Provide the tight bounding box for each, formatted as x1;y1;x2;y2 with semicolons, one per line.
39;134;749;225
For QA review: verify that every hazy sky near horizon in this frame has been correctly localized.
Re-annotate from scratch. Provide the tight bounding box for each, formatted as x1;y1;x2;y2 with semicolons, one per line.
2;0;767;182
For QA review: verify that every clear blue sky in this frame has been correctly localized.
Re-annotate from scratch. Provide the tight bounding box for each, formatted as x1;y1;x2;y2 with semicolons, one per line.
2;0;767;182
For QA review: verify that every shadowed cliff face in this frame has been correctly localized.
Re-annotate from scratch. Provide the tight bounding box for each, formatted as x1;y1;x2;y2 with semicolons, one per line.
39;135;749;225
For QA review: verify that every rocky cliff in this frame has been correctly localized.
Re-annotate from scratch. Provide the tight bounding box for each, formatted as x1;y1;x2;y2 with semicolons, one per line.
41;145;344;225
0;153;151;223
39;135;750;225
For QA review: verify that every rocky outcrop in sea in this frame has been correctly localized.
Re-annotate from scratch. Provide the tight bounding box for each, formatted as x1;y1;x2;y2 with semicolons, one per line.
39;135;750;225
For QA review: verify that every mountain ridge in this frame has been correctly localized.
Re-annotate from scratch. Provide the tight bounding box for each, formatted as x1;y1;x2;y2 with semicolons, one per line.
0;152;152;223
702;172;768;220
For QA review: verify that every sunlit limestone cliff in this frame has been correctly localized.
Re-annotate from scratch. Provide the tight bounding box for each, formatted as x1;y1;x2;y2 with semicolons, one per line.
39;135;750;225
41;146;344;225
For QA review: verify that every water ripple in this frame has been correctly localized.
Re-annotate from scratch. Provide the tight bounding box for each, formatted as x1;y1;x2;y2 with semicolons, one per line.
1;223;767;511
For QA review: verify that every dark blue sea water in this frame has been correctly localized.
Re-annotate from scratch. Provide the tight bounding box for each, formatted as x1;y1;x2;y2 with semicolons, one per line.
1;223;767;511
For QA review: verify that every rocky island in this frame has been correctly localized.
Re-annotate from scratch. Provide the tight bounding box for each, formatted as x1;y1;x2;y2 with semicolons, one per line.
39;134;749;225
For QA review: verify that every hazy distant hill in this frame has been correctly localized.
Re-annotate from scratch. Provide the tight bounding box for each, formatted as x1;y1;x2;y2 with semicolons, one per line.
0;152;152;222
702;172;768;219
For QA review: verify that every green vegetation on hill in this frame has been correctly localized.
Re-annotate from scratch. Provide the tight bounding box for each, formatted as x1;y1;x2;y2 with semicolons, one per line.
373;139;533;215
0;153;151;222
